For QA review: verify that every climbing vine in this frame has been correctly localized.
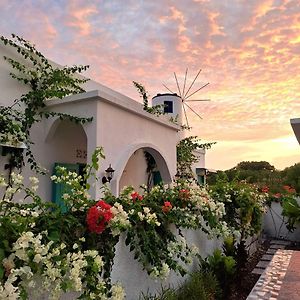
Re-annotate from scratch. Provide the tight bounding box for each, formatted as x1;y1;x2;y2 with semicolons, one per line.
176;136;215;179
133;81;165;116
0;34;93;173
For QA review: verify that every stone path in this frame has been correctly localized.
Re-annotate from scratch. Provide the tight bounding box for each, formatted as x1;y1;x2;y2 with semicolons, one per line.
247;249;293;299
247;248;300;299
252;240;290;275
277;251;300;299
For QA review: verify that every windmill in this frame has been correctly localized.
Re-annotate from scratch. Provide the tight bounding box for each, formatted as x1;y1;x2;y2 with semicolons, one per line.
163;68;210;128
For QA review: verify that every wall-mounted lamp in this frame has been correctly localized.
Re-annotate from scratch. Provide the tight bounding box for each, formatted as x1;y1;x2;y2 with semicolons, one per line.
102;164;115;184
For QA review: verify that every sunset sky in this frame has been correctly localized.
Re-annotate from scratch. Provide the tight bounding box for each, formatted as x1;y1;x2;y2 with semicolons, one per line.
1;0;300;170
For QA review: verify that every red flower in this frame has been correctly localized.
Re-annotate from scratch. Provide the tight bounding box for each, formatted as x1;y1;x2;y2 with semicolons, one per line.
283;185;296;193
162;201;172;213
179;189;190;200
131;192;143;202
273;193;282;199
261;186;269;193
86;200;113;234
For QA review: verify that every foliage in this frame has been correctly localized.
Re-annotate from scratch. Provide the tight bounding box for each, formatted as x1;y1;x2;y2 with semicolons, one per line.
207;160;300;197
235;161;275;171
209;177;266;240
281;163;300;194
0;34;92;173
140;271;220;300
0;148;123;299
104;181;228;279
200;249;236;298
208;177;266;271
144;151;157;190
176;136;215;179
0;148;230;299
133;81;165;116
281;196;300;232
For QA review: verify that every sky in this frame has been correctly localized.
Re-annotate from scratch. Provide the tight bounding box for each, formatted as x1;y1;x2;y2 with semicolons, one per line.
1;0;300;170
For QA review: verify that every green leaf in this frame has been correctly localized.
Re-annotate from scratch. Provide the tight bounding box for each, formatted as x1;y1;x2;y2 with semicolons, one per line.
0;266;4;279
0;248;5;261
48;230;60;242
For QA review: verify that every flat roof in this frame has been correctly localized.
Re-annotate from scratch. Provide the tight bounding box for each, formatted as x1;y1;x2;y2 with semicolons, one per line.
46;90;180;131
291;118;300;145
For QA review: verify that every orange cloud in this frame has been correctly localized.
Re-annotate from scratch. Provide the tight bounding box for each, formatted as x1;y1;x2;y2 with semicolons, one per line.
1;0;300;170
65;1;98;36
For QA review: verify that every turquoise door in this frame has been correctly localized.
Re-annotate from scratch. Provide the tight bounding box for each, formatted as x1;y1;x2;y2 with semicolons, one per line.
52;163;81;213
153;171;162;185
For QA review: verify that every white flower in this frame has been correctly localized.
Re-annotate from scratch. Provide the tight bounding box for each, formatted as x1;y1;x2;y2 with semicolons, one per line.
33;254;43;263
50;175;57;181
0;175;7;187
110;284;125;300
29;176;39;185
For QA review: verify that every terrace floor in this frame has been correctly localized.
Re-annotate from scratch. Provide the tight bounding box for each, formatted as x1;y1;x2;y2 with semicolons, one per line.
247;249;300;299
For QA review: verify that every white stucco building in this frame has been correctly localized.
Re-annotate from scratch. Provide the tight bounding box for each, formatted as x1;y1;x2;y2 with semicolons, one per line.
0;43;205;203
0;43;213;299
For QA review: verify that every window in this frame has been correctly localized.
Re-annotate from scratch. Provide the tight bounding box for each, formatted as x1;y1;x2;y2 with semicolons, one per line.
196;168;206;185
164;101;173;113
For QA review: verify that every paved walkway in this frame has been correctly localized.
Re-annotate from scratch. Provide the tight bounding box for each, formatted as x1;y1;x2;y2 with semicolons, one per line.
247;249;300;299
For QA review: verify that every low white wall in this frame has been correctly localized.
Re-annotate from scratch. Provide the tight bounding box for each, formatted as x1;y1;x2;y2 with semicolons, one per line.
111;228;222;300
263;202;300;241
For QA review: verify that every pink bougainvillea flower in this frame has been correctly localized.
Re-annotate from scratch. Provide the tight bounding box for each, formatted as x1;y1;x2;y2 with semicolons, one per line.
86;200;113;234
162;201;172;213
273;193;282;199
179;189;190;200
131;192;143;202
261;186;269;193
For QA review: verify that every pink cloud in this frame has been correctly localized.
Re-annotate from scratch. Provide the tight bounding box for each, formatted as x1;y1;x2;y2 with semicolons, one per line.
1;0;300;169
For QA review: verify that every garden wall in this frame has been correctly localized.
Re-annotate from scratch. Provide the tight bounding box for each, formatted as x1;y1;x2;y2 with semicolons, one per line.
263;201;300;241
111;229;222;299
38;229;222;300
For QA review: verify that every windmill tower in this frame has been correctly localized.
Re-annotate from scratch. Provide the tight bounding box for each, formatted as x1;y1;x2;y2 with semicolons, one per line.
152;68;210;128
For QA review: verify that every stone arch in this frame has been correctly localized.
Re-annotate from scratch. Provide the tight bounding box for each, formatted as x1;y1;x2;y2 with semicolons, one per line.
110;143;173;195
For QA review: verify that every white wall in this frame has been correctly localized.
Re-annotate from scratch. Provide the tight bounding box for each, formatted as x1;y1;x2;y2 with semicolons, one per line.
111;228;222;300
0;43;30;107
119;149;148;193
263;202;300;241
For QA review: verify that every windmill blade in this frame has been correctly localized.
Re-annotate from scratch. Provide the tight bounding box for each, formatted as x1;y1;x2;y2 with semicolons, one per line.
186;99;211;102
163;84;176;95
182;68;188;99
183;69;202;99
185;82;210;100
184;102;203;119
182;102;190;128
174;72;182;98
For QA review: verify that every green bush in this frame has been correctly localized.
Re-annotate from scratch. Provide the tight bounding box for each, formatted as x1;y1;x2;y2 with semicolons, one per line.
200;249;236;298
140;271;220;300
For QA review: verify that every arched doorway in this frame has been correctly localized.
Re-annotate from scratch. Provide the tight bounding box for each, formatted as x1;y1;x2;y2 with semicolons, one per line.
117;145;172;194
46;119;88;208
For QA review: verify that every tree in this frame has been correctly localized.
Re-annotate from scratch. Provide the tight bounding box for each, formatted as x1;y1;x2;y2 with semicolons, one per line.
235;161;275;171
281;163;300;194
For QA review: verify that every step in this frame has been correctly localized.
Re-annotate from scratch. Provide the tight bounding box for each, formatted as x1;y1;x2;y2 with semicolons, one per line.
261;254;274;261
270;244;285;249
256;260;270;268
252;268;265;275
270;240;291;246
267;249;277;254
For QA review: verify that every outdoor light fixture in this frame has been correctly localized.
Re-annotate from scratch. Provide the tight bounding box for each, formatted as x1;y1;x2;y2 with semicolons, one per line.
102;164;115;184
